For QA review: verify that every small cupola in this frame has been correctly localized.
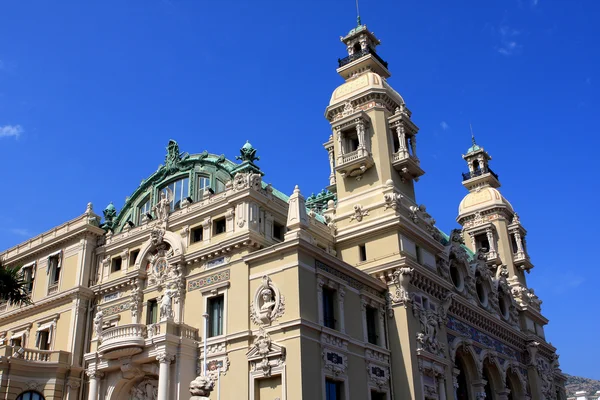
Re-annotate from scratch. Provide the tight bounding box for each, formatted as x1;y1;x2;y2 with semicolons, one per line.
337;18;390;80
461;131;500;190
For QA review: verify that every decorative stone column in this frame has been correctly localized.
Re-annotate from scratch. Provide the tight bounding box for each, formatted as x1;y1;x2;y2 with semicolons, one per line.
86;370;103;400
356;120;367;155
452;368;460;400
156;352;175;400
436;372;447;400
396;126;407;154
336;128;344;164
496;388;510;400
485;228;497;258
327;145;336;185
513;230;526;259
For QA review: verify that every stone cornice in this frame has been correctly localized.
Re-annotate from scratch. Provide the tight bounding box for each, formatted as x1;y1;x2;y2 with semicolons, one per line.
0;286;94;324
1;217;104;266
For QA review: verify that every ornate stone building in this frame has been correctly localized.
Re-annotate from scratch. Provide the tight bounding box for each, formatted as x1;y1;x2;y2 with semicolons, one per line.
0;21;566;400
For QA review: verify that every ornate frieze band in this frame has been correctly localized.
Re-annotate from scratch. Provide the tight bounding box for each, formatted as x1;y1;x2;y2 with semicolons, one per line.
188;269;230;292
102;301;131;317
447;316;521;362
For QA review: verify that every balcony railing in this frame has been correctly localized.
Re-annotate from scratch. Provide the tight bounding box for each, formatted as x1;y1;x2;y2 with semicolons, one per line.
338;47;388;68
0;345;70;364
341;150;362;163
461;168;499;182
98;323;147;358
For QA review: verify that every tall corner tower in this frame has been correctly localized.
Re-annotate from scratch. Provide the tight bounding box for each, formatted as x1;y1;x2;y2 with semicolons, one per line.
323;20;425;240
456;135;549;335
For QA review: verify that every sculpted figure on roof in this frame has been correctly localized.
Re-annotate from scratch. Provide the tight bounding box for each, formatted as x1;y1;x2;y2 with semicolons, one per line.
236;141;260;163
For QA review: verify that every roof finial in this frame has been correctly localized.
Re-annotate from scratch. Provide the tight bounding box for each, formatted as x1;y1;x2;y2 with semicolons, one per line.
356;0;362;26
470;123;476;145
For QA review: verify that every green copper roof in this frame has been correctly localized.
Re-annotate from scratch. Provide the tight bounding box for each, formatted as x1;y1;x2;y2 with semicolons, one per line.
346;24;367;37
105;202;116;211
436;228;475;261
466;144;481;154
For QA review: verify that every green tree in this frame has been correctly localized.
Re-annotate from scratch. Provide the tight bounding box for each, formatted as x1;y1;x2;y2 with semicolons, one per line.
0;261;32;305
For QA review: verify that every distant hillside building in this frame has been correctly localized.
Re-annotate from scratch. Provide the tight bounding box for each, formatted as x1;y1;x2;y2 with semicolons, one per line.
569;391;600;400
0;21;566;400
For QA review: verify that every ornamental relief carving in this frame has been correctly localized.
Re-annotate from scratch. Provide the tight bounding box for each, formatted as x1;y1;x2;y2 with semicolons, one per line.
388;267;414;309
349;204;369;222
250;275;285;326
130;378;158;400
247;328;286;378
323;349;348;376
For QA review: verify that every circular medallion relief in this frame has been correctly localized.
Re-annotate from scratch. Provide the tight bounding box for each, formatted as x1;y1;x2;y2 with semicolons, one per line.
155;258;168;274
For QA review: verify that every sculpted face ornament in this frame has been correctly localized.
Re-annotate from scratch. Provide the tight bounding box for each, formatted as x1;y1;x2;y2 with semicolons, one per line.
251;275;285;326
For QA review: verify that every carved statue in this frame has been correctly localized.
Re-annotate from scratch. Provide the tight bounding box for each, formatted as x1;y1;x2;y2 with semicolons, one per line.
416;307;444;356
153;192;171;223
93;306;103;339
159;289;174;321
189;375;214;399
251;275;285;326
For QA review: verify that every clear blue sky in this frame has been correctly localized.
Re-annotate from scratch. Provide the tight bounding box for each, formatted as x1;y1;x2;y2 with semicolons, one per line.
1;0;598;379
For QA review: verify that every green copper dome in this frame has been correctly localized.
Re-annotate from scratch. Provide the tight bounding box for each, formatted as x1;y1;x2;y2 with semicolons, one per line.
466;144;481;154
104;202;116;211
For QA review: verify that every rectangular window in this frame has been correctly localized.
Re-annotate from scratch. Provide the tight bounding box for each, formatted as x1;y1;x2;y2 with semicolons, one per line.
130;250;140;266
22;267;34;292
392;132;400;153
111;257;122;273
359;244;367;262
36;330;50;350
366;306;379;345
213;217;226;236
510;234;519;254
49;255;61;285
371;390;386;400
207;295;224;337
325;378;343;400
273;222;284;241
192;226;203;243
147;299;158;325
10;337;22;347
322;287;336;329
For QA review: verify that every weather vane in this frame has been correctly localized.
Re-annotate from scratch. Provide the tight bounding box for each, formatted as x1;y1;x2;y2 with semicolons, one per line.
470;123;476;145
356;0;361;26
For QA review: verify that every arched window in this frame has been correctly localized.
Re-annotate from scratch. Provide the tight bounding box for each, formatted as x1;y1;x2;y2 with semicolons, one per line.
473;160;481;172
16;391;45;400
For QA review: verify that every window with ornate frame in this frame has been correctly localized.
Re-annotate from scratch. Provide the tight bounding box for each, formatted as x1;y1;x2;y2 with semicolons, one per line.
317;274;346;333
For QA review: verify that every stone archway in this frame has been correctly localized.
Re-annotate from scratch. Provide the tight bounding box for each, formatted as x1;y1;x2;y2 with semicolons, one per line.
453;344;480;400
109;376;159;400
505;365;526;400
480;355;506;400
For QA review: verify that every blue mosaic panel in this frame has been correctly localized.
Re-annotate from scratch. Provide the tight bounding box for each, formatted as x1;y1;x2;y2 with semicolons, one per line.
188;269;230;292
446;317;521;362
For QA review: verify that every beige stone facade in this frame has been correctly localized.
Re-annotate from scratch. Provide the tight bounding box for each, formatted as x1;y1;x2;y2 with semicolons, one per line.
0;22;566;400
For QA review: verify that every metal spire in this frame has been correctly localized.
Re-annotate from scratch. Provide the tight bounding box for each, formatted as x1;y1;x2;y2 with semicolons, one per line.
356;0;362;26
470;123;476;145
